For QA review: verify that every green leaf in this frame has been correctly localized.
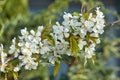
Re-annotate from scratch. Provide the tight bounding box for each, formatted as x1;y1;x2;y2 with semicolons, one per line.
73;12;79;16
62;54;75;64
42;35;55;46
84;57;87;67
90;37;98;43
70;36;79;56
53;62;60;77
41;21;52;38
84;12;89;20
91;55;96;64
41;21;55;45
86;35;98;44
13;72;18;80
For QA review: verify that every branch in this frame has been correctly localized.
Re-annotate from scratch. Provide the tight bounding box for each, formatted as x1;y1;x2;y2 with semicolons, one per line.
105;20;120;27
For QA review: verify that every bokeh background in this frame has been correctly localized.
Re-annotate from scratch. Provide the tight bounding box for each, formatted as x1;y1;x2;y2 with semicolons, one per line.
0;0;120;80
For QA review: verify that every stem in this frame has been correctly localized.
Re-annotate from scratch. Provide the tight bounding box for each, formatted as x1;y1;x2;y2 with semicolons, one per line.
5;73;7;80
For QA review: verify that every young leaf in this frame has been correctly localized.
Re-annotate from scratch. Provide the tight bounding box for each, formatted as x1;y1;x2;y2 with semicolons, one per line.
91;55;96;64
41;21;55;45
70;36;79;56
73;12;79;16
84;12;89;20
84;58;87;67
13;72;18;80
41;21;52;38
62;54;75;64
53;62;60;77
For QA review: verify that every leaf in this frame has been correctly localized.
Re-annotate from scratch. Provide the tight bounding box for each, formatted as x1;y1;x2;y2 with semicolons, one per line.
62;54;75;64
41;21;55;45
13;72;18;80
84;58;87;67
41;21;52;38
90;36;98;43
70;36;79;56
86;35;98;44
91;55;96;64
73;12;79;16
84;12;89;20
53;62;60;77
42;35;55;46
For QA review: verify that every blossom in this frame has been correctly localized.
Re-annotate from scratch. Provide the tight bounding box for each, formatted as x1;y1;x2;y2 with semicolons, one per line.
13;65;20;72
0;44;7;72
78;39;87;50
40;39;51;55
84;43;95;59
9;38;20;57
51;22;69;43
78;27;87;38
20;27;28;39
19;55;38;70
0;7;105;72
62;12;73;30
17;27;44;70
63;28;69;38
63;12;72;21
70;19;81;27
96;7;104;18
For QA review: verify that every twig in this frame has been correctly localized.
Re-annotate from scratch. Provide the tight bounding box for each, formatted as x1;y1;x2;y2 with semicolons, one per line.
0;19;120;72
105;20;120;27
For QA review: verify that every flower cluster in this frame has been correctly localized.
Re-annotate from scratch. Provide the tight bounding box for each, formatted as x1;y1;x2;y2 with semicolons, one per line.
0;7;105;72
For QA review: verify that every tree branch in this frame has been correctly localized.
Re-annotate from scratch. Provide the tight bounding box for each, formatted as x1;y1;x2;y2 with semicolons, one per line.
105;20;120;27
1;19;120;69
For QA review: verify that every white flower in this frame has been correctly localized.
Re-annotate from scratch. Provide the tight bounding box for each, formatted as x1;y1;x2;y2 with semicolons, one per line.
40;40;51;55
40;46;50;54
9;38;16;54
0;44;7;72
78;39;87;50
51;22;64;42
96;38;101;44
29;29;41;44
9;38;20;57
49;56;56;64
20;28;28;39
70;19;81;27
37;26;43;32
79;28;87;38
63;12;72;21
94;7;105;35
19;54;38;70
40;39;52;58
66;49;74;56
53;22;63;34
80;17;86;26
63;28;69;38
84;20;94;28
96;7;104;19
51;22;70;42
24;60;38;70
62;12;73;30
90;33;99;37
88;13;96;22
13;65;20;72
84;44;95;59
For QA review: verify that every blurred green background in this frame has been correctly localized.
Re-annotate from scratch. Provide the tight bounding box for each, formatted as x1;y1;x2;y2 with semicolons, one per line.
0;0;120;80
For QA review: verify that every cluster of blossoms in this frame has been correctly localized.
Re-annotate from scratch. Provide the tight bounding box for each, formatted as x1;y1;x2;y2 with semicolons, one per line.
0;7;105;72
